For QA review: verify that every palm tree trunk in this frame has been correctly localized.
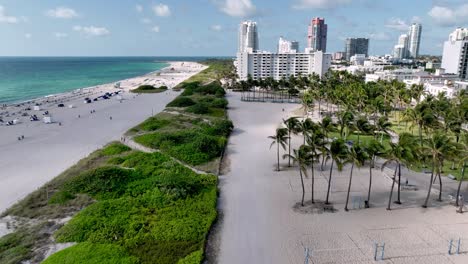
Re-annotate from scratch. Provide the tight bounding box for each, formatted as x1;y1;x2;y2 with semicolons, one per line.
277;143;280;171
387;165;398;210
325;160;334;204
438;170;443;202
300;169;305;206
345;163;355;211
288;132;291;167
456;162;466;206
366;158;373;208
311;160;315;203
396;163;402;204
423;165;435;208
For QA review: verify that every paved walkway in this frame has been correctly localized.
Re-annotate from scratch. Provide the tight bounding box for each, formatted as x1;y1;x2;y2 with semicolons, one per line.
216;91;468;264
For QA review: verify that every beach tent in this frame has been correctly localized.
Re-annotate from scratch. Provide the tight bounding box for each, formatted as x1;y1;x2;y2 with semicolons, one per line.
116;95;123;100
33;106;41;111
43;116;52;124
13;119;19;125
68;105;74;108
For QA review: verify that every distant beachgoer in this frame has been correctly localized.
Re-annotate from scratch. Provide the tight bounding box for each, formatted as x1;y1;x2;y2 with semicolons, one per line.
78;115;81;118
21;135;24;140
59;122;62;126
110;116;112;120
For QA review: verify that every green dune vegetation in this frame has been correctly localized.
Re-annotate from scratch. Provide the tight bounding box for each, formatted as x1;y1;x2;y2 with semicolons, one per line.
131;85;168;93
0;60;234;264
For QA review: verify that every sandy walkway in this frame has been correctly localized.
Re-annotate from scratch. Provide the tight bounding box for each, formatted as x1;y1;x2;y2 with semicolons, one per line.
217;91;468;264
0;62;206;214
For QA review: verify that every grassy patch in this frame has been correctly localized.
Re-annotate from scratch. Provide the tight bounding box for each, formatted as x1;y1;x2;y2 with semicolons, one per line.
42;242;139;264
134;120;232;166
131;85;168;94
175;59;234;88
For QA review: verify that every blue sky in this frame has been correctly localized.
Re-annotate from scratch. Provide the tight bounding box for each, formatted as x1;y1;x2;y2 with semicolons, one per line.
0;0;467;56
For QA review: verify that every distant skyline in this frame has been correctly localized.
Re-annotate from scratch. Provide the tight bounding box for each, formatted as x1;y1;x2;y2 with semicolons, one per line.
0;0;467;56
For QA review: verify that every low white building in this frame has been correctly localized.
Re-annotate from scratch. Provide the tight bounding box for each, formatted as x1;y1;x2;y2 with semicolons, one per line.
424;81;456;98
236;48;332;81
350;54;366;65
365;68;460;86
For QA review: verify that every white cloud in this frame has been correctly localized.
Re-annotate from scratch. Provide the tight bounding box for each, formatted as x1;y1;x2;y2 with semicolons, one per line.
292;0;351;9
0;5;19;23
46;7;78;19
211;25;222;31
73;25;110;37
153;4;171;17
368;32;391;41
141;18;152;24
136;4;143;13
428;4;468;26
54;32;68;39
385;18;409;31
24;33;32;39
219;0;256;17
151;26;160;33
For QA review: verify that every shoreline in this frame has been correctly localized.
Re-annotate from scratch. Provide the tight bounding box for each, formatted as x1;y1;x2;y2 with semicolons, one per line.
1;61;173;106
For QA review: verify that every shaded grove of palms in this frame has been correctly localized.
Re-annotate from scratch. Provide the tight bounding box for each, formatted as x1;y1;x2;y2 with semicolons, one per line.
262;70;467;211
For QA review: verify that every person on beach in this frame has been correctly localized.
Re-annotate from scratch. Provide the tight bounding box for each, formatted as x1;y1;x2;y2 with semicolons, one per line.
110;116;112;120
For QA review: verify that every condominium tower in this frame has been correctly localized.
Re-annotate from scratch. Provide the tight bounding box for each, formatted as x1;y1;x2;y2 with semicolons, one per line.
441;28;468;80
408;23;422;58
344;38;369;61
235;21;332;81
307;18;327;52
238;21;259;53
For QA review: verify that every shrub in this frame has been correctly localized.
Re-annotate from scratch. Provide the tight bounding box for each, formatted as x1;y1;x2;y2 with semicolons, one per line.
210;98;228;109
48;190;76;205
177;250;203;264
64;167;138;199
135;117;171;132
43;242;139;264
187;103;210;115
100;143;131;156
131;85;168;94
167;97;196;108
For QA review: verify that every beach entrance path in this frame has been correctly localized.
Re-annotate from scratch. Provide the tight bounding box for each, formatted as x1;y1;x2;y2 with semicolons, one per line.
216;91;468;264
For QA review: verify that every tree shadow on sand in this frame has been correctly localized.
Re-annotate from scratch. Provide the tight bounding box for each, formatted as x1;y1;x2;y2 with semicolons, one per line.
293;200;338;214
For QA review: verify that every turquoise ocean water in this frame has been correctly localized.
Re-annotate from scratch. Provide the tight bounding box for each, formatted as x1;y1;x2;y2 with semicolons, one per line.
0;57;213;104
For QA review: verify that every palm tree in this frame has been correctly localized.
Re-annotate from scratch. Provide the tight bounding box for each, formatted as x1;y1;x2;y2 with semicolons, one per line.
325;138;349;204
382;133;417;210
269;128;289;171
283;117;299;167
318;116;335;170
456;133;468;206
422;132;459;207
297;118;315;144
409;84;425;104
345;144;368;211
375;116;393;143
355;116;372;143
305;129;323;204
337;110;354;139
283;146;309;206
364;139;385;208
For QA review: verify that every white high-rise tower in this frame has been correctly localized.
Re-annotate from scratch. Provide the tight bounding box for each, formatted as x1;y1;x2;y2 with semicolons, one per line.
408;23;422;58
238;21;258;53
441;27;468;80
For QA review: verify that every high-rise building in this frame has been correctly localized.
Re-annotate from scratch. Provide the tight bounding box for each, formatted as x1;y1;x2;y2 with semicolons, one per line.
237;50;332;81
307;17;327;52
441;28;468;80
238;21;259;53
408;23;422;58
235;20;332;81
344;38;369;61
277;37;299;53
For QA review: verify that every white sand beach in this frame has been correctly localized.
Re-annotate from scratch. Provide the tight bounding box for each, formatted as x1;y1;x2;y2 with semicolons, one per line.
0;61;207;214
217;91;468;264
